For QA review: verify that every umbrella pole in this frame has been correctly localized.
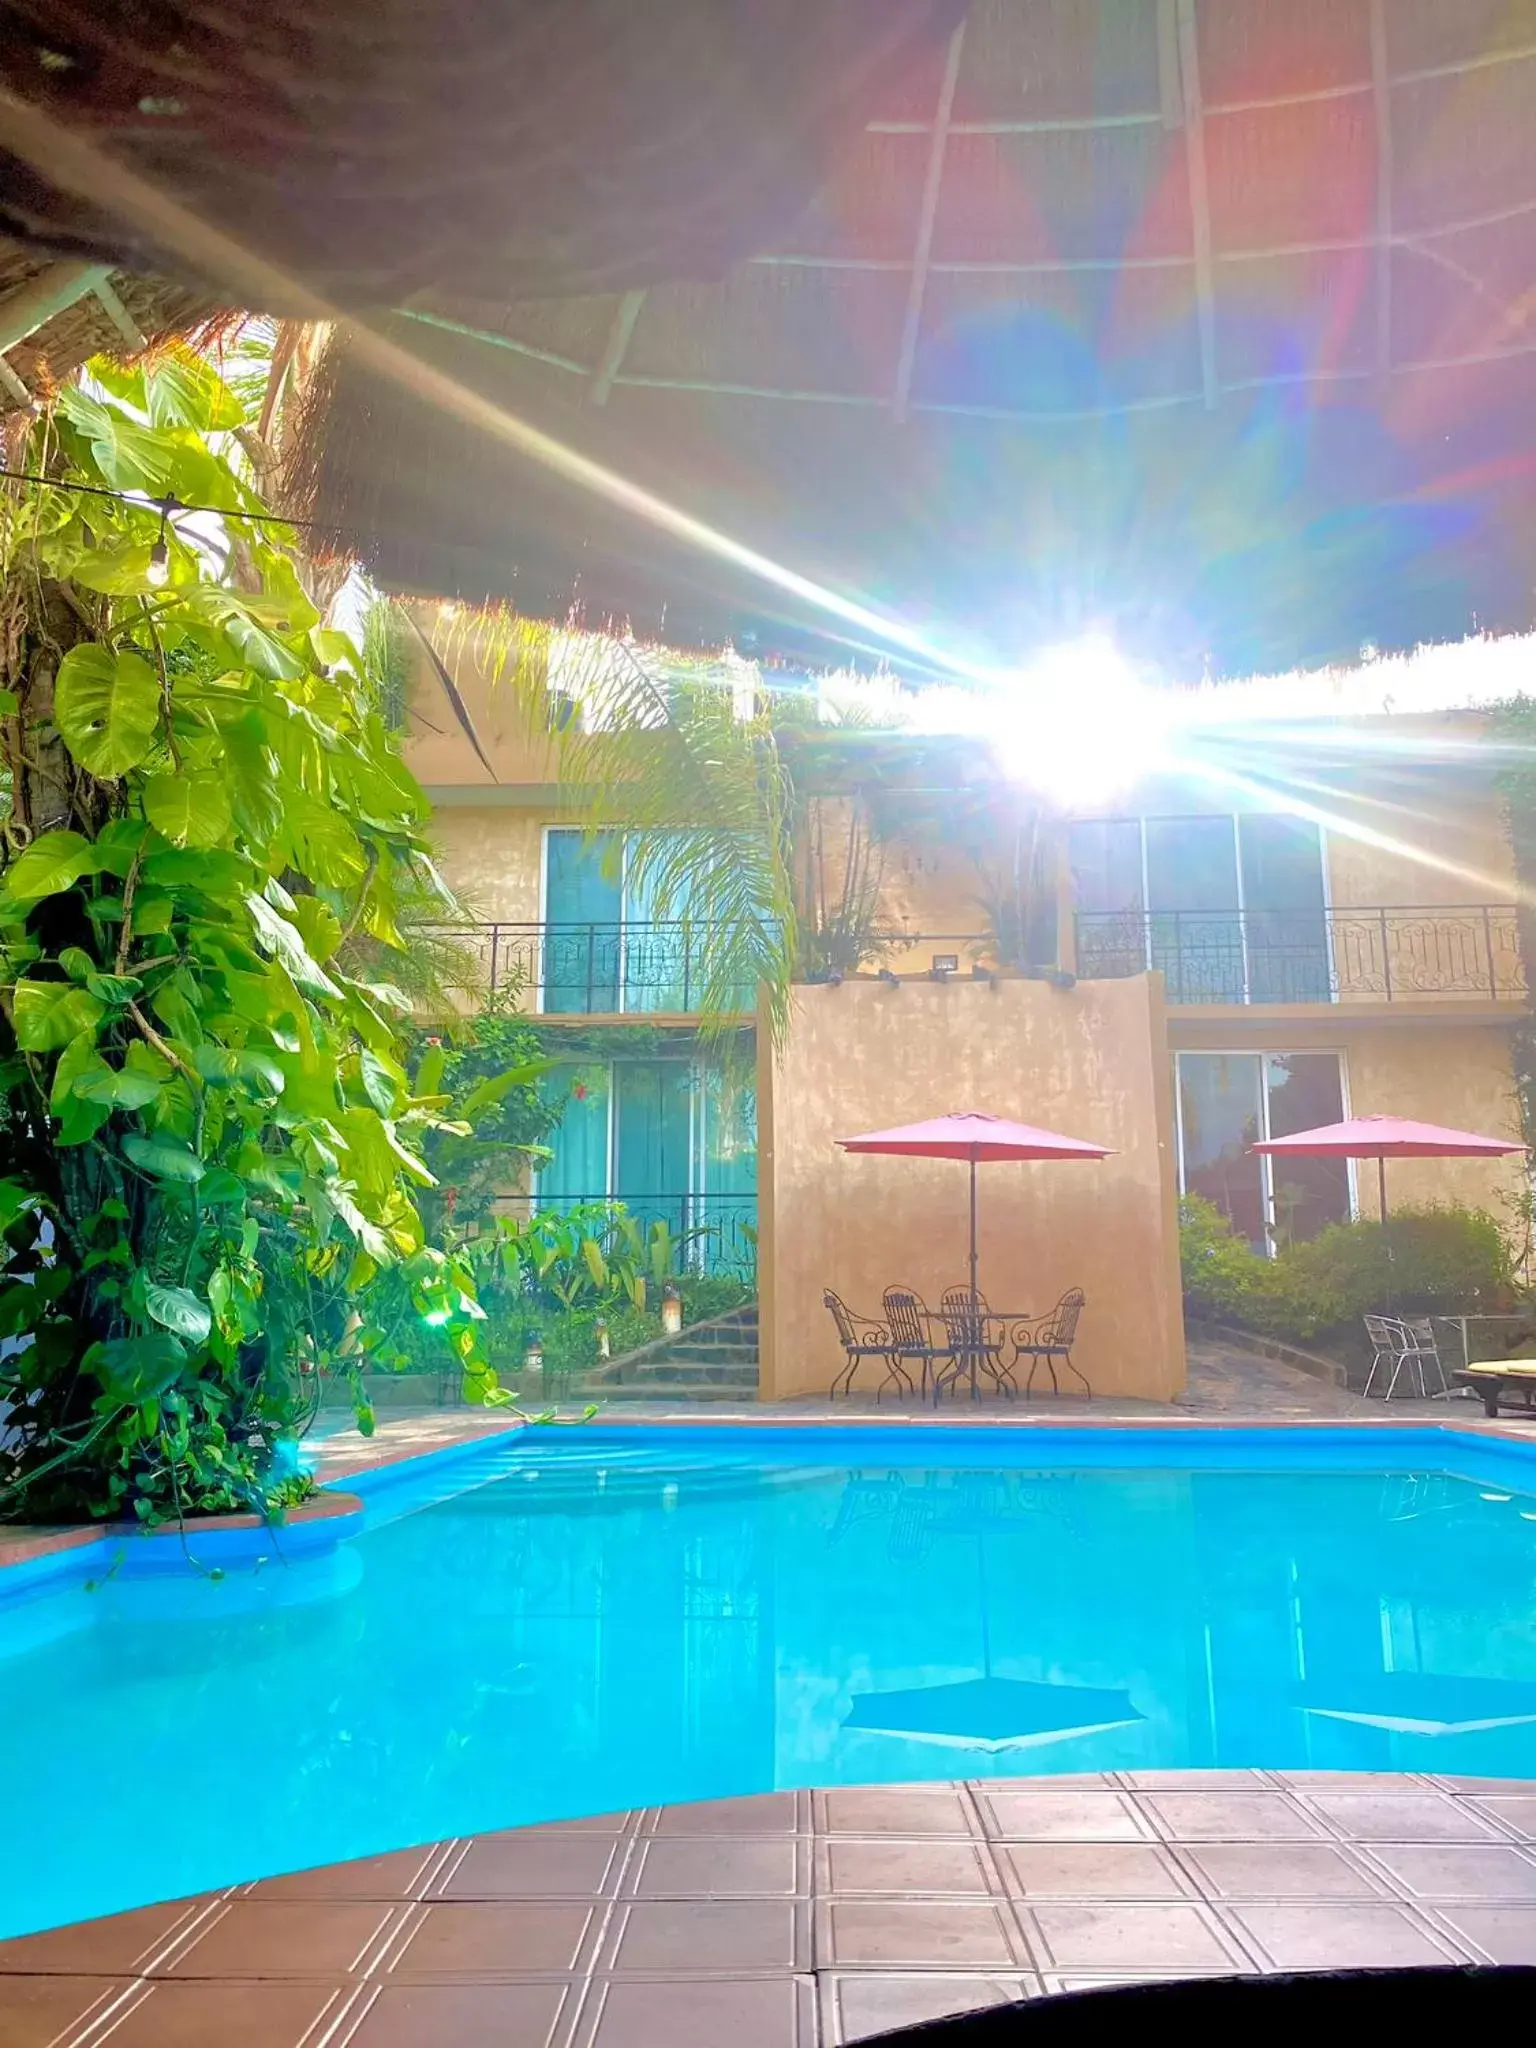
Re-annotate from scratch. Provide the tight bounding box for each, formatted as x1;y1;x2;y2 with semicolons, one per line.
1378;1153;1388;1223
969;1155;979;1299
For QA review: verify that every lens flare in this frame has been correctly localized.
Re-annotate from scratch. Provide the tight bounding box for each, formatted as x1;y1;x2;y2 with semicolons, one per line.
992;637;1173;805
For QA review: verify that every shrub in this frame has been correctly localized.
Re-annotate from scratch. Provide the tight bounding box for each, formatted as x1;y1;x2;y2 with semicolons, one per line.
1179;1195;1518;1344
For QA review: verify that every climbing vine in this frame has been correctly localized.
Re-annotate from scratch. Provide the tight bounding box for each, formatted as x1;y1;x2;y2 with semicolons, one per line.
0;351;506;1523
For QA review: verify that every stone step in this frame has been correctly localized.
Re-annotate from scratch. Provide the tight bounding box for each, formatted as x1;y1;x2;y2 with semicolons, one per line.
614;1360;758;1386
589;1377;758;1403
661;1343;759;1365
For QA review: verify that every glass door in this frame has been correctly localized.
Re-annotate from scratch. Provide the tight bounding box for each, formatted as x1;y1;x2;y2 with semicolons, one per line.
1176;1051;1348;1250
1239;817;1330;1004
1146;818;1244;1003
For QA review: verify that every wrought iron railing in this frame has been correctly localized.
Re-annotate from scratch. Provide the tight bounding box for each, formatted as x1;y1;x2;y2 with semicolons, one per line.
1074;905;1526;1005
529;1192;758;1280
436;922;755;1013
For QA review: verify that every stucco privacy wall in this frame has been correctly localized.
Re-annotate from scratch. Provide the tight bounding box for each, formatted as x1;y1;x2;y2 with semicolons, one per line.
759;973;1185;1403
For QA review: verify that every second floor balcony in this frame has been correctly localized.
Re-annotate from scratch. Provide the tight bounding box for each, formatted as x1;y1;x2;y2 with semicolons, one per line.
440;905;1528;1016
445;921;755;1015
1074;904;1527;1008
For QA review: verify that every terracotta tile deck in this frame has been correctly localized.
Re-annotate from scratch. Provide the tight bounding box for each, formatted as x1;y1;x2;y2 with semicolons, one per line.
6;1774;1536;2045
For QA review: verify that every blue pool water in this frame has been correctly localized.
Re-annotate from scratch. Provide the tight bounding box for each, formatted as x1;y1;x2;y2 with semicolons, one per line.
4;1424;1536;1936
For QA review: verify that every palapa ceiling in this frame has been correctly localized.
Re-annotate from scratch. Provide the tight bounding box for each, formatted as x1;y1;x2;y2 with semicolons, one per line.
299;0;1536;679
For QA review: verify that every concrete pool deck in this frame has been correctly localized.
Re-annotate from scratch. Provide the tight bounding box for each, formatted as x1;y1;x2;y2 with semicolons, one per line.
5;1775;1536;2045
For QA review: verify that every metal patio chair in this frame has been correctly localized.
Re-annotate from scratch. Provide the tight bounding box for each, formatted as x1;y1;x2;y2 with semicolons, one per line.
937;1287;1015;1402
1363;1313;1447;1399
822;1290;895;1400
1012;1288;1089;1399
882;1286;950;1400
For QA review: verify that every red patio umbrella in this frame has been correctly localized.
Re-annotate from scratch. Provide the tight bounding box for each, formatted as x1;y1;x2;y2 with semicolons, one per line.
1251;1113;1523;1221
837;1111;1113;1298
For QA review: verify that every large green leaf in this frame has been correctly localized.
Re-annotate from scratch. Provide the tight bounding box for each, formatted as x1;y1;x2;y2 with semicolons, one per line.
289;799;366;887
121;1132;205;1183
459;1061;556;1122
142;771;233;850
146;351;245;432
4;830;101;903
72;1062;163;1111
55;645;160;777
12;980;105;1052
286;893;342;965
246;891;338;997
85;1332;187;1405
145;1282;213;1344
187;591;307;680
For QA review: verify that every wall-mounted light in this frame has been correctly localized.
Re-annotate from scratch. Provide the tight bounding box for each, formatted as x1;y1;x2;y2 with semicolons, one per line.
931;954;959;976
878;968;900;987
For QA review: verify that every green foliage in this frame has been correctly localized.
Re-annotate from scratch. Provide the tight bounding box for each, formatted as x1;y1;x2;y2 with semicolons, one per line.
405;1003;560;1237
0;350;507;1523
1180;1194;1516;1343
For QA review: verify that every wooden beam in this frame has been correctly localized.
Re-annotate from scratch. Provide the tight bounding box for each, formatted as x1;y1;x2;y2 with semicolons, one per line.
0;354;31;405
589;289;647;406
892;20;967;424
0;259;109;353
1156;0;1184;131
92;275;146;352
1175;0;1219;408
1369;0;1395;376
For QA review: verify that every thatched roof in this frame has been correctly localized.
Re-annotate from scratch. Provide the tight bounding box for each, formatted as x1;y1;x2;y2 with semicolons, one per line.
0;242;212;404
0;1;964;304
300;0;1536;678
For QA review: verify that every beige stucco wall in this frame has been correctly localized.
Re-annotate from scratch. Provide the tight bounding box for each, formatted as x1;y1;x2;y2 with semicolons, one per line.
1343;1023;1526;1223
759;973;1186;1403
1324;782;1516;909
429;805;551;923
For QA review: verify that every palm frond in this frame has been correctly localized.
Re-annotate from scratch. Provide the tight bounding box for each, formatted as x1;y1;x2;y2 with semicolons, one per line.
432;608;798;1047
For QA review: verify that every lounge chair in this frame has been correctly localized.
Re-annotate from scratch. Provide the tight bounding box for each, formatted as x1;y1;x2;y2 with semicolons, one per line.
1452;1361;1536;1417
1012;1289;1088;1399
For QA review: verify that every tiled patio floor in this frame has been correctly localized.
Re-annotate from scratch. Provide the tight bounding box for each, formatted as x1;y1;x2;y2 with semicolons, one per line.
5;1774;1536;2046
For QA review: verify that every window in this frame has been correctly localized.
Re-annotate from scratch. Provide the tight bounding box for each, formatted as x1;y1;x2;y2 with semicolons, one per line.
542;829;706;1013
1176;1051;1350;1251
1071;815;1330;1004
537;1059;758;1275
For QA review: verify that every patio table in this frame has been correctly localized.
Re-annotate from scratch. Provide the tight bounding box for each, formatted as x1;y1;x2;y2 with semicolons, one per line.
933;1306;1034;1404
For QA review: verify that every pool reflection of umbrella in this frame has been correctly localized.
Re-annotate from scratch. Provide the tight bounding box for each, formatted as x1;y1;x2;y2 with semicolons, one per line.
1293;1672;1536;1736
845;1676;1145;1753
842;1530;1143;1752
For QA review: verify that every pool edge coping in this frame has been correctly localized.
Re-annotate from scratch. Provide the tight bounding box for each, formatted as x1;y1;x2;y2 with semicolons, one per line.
3;1406;1534;1577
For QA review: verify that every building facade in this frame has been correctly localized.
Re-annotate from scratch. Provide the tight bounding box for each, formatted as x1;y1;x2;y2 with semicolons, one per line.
405;631;1530;1400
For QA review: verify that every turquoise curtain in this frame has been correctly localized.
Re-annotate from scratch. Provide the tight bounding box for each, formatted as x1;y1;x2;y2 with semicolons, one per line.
544;829;622;1011
623;833;699;1013
536;1056;758;1279
614;1060;693;1237
537;1063;611;1205
696;1070;757;1275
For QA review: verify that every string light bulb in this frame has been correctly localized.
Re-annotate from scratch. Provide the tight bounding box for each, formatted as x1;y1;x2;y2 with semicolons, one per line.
146;495;179;587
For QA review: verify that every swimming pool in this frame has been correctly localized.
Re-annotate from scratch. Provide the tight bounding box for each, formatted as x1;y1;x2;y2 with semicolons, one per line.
3;1423;1536;1938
